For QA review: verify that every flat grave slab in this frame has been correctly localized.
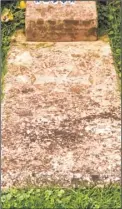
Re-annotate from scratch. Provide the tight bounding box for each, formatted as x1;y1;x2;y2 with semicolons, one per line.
2;31;120;188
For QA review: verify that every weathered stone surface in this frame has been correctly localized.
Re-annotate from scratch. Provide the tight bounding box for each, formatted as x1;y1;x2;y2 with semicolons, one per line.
25;1;98;42
2;31;120;188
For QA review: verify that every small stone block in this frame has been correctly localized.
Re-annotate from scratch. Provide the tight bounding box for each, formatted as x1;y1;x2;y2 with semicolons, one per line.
25;1;98;42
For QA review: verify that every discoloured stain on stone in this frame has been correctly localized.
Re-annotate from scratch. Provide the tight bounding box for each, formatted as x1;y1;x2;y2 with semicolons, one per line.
2;32;120;189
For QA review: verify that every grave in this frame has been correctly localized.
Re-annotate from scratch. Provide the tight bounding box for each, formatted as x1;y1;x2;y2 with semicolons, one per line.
2;1;120;188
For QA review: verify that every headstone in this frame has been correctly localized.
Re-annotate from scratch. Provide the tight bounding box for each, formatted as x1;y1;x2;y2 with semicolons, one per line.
25;1;98;41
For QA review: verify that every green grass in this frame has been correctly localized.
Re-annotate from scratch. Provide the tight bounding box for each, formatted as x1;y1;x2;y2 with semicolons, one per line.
1;2;25;62
1;184;121;209
1;1;25;98
97;0;121;77
107;0;121;77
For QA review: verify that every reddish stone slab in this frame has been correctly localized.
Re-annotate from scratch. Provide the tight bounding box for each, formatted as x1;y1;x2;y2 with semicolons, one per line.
25;1;98;42
2;31;120;188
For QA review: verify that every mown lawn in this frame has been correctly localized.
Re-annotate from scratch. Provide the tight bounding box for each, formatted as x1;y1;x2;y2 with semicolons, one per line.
1;184;120;209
